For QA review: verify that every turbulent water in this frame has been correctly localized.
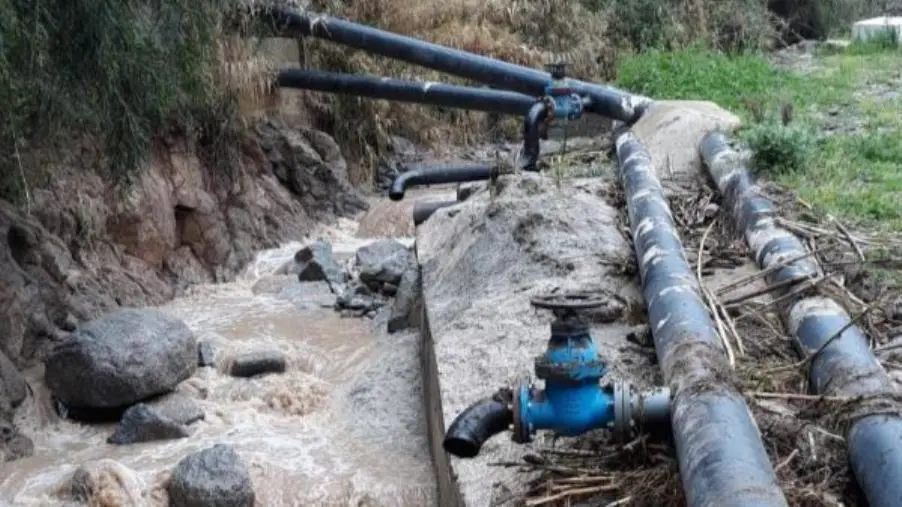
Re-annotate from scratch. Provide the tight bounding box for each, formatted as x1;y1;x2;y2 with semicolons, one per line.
0;217;437;506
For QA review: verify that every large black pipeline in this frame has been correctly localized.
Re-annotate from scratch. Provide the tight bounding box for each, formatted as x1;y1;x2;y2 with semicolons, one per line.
390;163;496;201
258;7;650;123
442;395;513;459
615;129;787;507
277;69;535;115
700;132;902;507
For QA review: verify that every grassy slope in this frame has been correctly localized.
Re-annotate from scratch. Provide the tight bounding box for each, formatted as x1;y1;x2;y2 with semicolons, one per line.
615;39;902;230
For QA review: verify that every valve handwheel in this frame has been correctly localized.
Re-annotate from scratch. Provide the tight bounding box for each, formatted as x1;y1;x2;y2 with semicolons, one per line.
529;291;608;312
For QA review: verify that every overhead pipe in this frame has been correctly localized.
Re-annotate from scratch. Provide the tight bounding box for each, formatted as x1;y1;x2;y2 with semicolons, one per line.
277;69;536;115
413;200;458;226
257;6;651;123
614;128;787;507
389;163;496;201
700;132;902;507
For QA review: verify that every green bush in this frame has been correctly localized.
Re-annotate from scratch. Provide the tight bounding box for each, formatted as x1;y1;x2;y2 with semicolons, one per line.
0;0;243;202
740;122;817;175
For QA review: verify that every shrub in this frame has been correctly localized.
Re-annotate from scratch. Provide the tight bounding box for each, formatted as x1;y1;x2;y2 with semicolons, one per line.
0;0;264;202
740;121;816;175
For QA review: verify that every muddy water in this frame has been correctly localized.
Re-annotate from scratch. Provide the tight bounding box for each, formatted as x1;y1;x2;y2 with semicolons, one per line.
0;217;437;506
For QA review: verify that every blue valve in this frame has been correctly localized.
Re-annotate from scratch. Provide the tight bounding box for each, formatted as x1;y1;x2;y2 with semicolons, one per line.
511;292;671;444
542;62;584;122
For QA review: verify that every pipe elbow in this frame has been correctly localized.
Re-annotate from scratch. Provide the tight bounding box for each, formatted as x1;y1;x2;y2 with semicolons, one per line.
389;171;419;201
443;396;513;458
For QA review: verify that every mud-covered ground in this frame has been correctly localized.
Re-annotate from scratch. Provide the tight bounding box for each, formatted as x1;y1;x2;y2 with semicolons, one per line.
495;167;902;506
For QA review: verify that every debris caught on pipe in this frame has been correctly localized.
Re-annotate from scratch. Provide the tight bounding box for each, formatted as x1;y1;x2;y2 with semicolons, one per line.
701;131;902;507
615;128;787;507
277;69;535;115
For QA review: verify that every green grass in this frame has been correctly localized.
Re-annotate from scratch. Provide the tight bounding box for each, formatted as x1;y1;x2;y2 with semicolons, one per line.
615;43;902;229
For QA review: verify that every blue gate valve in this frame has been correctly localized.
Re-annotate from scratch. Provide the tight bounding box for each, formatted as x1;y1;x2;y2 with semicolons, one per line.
542;62;584;123
511;291;672;445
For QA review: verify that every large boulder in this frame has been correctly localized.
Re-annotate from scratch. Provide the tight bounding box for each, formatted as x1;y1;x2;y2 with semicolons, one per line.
168;444;255;507
44;308;197;408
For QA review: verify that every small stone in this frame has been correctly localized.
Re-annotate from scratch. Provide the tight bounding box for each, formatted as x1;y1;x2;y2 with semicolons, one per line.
295;240;348;289
168;444;255;507
228;350;287;378
108;403;190;445
197;342;216;368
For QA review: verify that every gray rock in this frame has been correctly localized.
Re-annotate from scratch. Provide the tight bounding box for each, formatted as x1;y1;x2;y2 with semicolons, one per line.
148;392;205;426
0;350;27;408
356;239;413;290
228;350;286;378
168;444;255;507
0;419;34;462
198;342;216;367
108;403;190;445
294;240;348;289
44;308;198;408
388;260;422;334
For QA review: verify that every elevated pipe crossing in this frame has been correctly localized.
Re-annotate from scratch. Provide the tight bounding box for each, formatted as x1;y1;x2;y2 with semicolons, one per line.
256;6;651;123
700;132;902;507
614;128;787;507
277;69;536;115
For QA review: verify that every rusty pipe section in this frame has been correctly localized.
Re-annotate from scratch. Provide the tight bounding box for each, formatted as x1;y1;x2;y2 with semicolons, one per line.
700;131;902;507
615;128;787;507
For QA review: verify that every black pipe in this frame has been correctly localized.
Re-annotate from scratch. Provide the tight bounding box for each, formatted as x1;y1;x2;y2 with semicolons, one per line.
442;396;513;458
390;163;496;201
615;128;787;507
277;69;536;115
521;101;548;172
257;7;650;123
413;200;458;226
700;131;902;507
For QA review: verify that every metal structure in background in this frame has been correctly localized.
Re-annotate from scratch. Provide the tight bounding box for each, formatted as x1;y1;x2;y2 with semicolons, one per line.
388;163;497;201
443;291;671;459
258;6;651;123
615;129;788;507
277;69;536;115
700;132;902;507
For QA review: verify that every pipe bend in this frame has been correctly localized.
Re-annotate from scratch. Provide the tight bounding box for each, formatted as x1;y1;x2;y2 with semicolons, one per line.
521;101;549;172
389;170;421;201
443;396;513;458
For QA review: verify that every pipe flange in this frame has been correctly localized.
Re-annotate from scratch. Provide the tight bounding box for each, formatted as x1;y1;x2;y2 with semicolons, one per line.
510;386;530;444
612;381;632;441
